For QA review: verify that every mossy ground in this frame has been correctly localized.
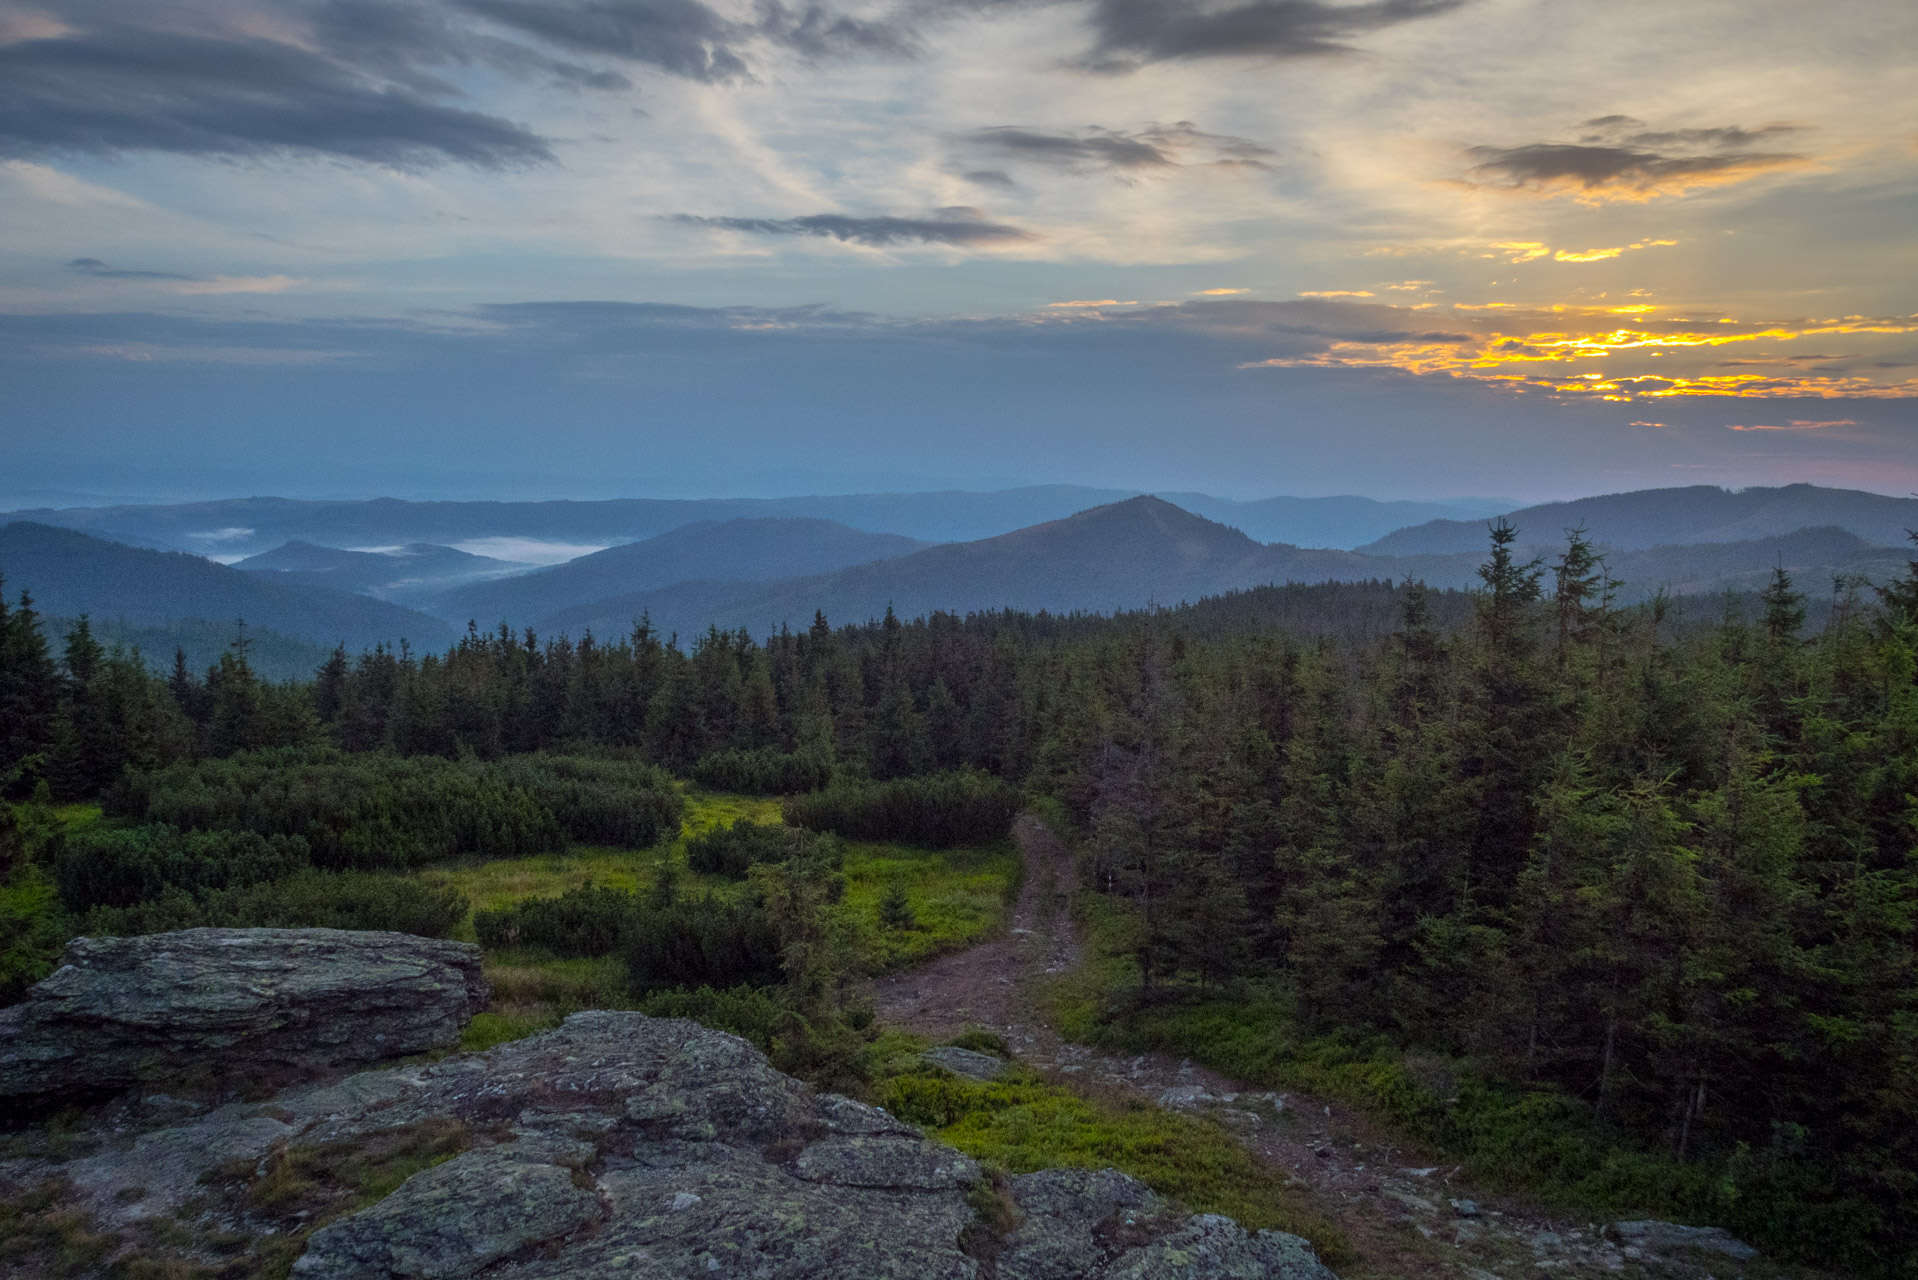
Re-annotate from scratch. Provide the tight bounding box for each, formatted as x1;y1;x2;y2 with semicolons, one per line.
442;786;1018;1048
868;1028;1351;1267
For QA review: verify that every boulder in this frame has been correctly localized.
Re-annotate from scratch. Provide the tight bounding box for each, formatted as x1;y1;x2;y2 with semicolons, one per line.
923;1044;1013;1081
0;1009;1345;1279
1614;1219;1758;1260
0;928;487;1104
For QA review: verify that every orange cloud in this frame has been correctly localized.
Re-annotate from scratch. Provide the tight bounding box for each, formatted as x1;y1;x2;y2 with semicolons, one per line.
1239;303;1918;401
1193;287;1248;295
1299;289;1374;298
1046;299;1137;308
1726;419;1857;431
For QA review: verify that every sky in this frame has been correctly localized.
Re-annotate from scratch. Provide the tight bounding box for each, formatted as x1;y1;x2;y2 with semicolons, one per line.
1;0;1914;505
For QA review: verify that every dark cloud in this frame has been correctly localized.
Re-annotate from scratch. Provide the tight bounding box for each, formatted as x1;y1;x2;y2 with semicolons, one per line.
965;122;1275;178
969;127;1176;169
963;169;1017;187
0;23;555;167
68;258;196;282
672;209;1034;245
452;0;752;81
755;0;918;58
1079;0;1467;71
1465;117;1807;200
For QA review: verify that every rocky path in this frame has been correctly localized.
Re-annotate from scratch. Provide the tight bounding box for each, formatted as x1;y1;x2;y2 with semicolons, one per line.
871;816;1786;1280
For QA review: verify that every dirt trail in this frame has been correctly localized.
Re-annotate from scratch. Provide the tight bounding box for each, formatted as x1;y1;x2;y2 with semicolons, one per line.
871;816;1786;1280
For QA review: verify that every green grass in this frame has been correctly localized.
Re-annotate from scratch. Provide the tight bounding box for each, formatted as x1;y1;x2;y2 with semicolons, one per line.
841;838;1019;972
869;1033;1350;1266
437;786;1017;1045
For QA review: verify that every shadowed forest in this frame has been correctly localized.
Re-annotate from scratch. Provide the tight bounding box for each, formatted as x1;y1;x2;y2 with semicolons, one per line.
2;524;1915;1275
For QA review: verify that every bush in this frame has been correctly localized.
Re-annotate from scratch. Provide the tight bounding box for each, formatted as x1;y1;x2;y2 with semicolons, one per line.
0;865;70;1005
493;755;683;848
684;821;829;878
82;868;469;938
638;983;870;1090
471;882;785;994
782;771;1017;848
54;824;309;913
691;748;834;796
108;748;683;870
475;883;634;957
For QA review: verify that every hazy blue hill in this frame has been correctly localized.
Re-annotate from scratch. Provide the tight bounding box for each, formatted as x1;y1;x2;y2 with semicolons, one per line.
535;497;1385;639
1384;525;1916;598
4;489;1136;557
1360;484;1918;556
423;518;931;627
1157;492;1512;548
235;540;526;600
7;486;1510;558
0;522;457;653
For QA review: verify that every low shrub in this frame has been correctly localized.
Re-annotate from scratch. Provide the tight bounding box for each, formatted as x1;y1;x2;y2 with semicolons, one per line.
82;869;469;938
782;771;1017;848
54;824;309;913
692;748;834;796
472;882;784;992
684;821;832;878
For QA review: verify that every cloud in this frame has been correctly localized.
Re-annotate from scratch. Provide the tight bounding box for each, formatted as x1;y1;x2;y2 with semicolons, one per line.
672;208;1035;245
1725;419;1856;431
66;258;302;294
963;169;1016;187
1047;299;1138;307
0;22;555;167
1079;0;1466;71
1194;287;1247;295
69;257;194;282
963;122;1273;174
451;0;752;82
1462;117;1808;202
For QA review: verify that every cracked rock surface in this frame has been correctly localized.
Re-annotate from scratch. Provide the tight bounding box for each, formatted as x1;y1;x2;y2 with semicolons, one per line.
2;1009;1339;1279
0;928;488;1105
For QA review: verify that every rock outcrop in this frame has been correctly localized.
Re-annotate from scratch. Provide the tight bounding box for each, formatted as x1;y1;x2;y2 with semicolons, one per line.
0;928;488;1104
7;1010;1340;1279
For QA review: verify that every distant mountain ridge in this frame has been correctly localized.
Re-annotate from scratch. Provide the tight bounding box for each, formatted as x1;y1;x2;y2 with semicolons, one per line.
0;523;456;653
1360;484;1918;557
422;518;931;627
537;497;1387;639
5;487;1511;558
235;541;527;601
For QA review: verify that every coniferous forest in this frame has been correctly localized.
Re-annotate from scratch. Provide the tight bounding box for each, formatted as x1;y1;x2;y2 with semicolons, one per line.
2;524;1915;1273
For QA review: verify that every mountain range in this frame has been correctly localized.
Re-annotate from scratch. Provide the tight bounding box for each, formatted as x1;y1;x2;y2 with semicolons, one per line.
234;541;528;602
0;522;456;657
422;519;929;627
4;484;1915;671
1362;483;1918;556
2;487;1509;558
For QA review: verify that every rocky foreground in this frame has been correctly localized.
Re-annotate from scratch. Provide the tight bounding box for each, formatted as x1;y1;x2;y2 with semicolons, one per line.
0;929;489;1106
0;929;1337;1278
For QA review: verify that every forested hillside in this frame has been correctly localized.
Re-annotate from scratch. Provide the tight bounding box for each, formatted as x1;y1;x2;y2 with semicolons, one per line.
424;517;929;626
0;523;457;652
2;525;1914;1273
1363;483;1918;556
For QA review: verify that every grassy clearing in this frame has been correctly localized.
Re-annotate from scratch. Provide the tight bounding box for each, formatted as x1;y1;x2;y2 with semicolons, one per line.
441;786;1016;1046
869;1029;1350;1266
842;838;1019;973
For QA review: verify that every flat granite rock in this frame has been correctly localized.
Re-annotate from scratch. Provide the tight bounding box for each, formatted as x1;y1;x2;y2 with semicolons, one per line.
4;1009;1342;1280
0;928;487;1104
